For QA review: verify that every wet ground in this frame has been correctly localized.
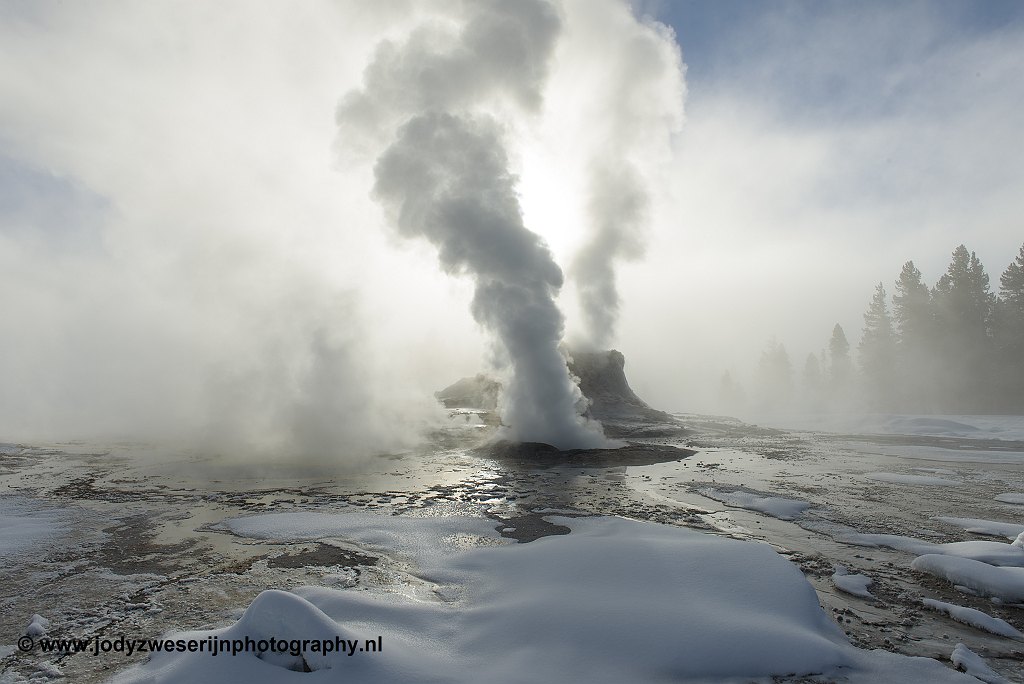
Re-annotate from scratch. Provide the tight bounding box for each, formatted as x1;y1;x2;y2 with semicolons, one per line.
1;414;1023;682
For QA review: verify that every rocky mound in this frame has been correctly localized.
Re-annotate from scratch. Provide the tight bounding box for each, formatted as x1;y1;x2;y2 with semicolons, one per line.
567;349;672;424
436;349;686;440
435;374;500;411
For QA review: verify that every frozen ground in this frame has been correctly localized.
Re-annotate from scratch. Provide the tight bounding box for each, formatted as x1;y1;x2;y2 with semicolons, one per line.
1;415;1023;682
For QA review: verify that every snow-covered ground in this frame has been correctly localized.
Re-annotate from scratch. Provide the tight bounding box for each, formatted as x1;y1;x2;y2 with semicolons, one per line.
744;413;1024;443
111;514;973;684
865;472;961;486
0;496;71;557
2;415;1023;682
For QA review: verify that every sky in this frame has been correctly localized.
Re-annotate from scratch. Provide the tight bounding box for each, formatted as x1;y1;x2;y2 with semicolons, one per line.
620;0;1024;410
0;0;1021;450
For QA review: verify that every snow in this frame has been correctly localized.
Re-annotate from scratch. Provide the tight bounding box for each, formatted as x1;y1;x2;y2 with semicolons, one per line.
922;598;1023;640
25;614;50;637
112;514;976;683
744;414;1024;441
864;472;960;486
842;443;1024;465
950;643;1009;684
698;487;811;520
995;493;1024;505
0;496;70;557
832;566;874;598
911;555;1024;602
841;534;1024;567
935;517;1024;541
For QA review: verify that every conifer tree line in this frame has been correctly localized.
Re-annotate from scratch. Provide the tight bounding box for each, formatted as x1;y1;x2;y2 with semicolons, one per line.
731;243;1024;415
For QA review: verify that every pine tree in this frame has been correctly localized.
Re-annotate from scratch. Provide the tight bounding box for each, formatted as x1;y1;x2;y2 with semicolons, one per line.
858;283;896;409
755;338;793;410
893;261;931;345
993;243;1024;410
828;324;852;390
801;353;824;411
802;353;822;392
718;370;745;411
999;243;1024;307
932;245;994;411
933;245;993;335
892;261;935;411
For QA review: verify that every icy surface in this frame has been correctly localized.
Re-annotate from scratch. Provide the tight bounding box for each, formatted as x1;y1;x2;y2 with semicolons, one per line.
0;496;70;557
698;487;810;520
223;510;504;564
832;566;874;598
747;414;1024;441
950;643;1009;684
935;517;1024;540
865;472;960;486
922;599;1023;640
995;493;1024;505
112;515;976;683
911;555;1024;602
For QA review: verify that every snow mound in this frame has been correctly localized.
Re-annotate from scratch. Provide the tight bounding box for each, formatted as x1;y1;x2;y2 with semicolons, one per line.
950;643;1009;684
865;472;960;486
935;517;1024;541
922;598;1022;640
832;566;874;598
113;515;976;683
884;416;982;436
699;487;810;520
840;533;1024;566
912;555;1024;602
25;614;50;637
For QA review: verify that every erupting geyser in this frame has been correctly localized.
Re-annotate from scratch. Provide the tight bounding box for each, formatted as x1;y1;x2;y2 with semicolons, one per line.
336;0;606;449
336;0;685;450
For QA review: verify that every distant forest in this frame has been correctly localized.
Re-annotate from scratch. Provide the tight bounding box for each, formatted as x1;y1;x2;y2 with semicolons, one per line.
722;243;1024;415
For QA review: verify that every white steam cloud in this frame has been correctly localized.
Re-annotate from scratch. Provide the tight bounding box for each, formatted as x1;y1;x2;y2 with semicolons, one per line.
337;0;608;449
562;0;686;349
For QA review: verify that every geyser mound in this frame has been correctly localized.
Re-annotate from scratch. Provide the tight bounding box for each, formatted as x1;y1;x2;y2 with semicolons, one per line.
438;349;688;447
568;349;673;425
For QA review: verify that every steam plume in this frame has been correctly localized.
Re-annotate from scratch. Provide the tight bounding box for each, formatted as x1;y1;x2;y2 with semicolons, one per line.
567;1;686;348
338;0;608;448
